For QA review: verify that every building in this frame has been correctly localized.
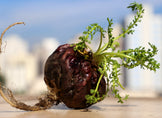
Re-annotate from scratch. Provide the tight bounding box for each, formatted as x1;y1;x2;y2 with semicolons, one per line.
0;35;37;93
0;35;60;94
123;4;162;94
32;38;59;75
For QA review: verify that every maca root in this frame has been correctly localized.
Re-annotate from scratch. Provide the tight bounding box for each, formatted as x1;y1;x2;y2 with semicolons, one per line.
0;22;59;111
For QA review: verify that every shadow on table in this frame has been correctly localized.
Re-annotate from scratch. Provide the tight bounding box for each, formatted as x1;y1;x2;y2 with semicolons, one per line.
51;102;105;111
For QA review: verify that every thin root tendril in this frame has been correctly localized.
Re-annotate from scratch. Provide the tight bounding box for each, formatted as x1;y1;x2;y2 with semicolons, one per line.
0;22;59;111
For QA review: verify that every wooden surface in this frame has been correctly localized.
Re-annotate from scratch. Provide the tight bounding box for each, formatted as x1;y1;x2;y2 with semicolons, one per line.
0;97;162;118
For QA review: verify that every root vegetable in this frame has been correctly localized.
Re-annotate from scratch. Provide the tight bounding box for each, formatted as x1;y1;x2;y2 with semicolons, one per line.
44;44;106;108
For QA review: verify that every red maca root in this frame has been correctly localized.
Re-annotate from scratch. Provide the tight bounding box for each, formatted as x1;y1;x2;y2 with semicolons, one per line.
44;44;106;108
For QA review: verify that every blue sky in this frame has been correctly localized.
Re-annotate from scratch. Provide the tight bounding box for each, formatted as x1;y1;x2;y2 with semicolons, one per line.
0;0;162;45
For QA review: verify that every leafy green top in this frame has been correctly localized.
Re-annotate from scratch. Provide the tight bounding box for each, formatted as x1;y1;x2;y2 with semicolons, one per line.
74;2;160;104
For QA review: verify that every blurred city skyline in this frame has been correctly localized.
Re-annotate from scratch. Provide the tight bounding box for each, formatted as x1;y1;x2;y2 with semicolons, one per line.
0;0;162;45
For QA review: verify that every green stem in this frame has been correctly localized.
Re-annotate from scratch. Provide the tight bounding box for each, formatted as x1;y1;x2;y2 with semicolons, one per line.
95;72;104;93
118;81;125;90
94;57;107;93
94;43;107;55
95;52;135;60
114;9;143;42
95;29;103;54
120;49;134;53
